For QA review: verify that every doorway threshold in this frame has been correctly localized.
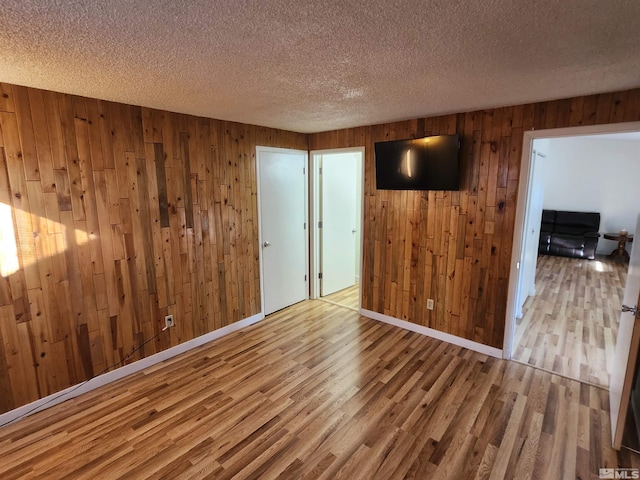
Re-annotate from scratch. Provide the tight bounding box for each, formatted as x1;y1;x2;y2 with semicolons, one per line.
510;358;609;392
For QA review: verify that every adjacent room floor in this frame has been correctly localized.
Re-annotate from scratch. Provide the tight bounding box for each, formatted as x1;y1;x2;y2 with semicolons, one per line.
512;254;627;389
1;297;637;479
318;283;360;311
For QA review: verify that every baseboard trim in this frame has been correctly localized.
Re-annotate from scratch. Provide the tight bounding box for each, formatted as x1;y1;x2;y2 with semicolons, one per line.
360;309;503;359
0;312;265;427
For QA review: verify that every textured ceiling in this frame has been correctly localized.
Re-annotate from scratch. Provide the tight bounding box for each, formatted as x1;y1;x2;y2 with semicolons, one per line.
1;0;640;133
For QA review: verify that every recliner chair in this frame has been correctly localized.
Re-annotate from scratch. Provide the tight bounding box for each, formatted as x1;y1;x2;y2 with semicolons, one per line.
538;210;601;260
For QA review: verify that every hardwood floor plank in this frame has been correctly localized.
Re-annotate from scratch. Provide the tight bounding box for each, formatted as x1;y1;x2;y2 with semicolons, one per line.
513;255;625;388
318;283;360;310
0;298;638;479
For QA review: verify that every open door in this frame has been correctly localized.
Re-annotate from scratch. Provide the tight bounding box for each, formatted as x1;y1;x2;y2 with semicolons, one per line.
516;148;546;318
320;152;361;296
610;213;640;448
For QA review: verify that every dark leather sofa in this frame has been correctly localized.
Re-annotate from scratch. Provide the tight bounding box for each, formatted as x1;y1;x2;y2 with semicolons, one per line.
538;210;601;260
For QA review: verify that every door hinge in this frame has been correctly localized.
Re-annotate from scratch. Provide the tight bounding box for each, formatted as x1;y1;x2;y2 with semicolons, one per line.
304;274;307;281
318;221;322;228
303;167;305;174
318;272;323;279
304;222;306;229
319;167;322;174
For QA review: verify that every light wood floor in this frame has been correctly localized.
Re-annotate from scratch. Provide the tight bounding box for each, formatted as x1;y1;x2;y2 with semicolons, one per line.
513;255;627;389
319;283;360;310
1;299;638;479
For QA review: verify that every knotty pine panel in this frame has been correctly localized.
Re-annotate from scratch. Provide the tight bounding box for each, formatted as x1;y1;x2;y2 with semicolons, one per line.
310;88;640;350
0;83;307;413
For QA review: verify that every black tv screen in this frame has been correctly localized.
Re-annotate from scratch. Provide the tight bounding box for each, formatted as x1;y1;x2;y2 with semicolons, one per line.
374;134;460;190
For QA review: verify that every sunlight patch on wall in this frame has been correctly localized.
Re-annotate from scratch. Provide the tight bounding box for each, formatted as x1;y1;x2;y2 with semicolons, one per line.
0;202;92;278
0;203;19;277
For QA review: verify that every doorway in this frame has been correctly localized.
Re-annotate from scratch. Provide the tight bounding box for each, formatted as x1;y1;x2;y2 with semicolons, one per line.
310;148;364;311
505;123;640;451
256;147;309;315
507;125;640;388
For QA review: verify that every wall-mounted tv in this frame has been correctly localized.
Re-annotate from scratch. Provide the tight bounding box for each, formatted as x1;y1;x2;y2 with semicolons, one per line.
374;134;460;191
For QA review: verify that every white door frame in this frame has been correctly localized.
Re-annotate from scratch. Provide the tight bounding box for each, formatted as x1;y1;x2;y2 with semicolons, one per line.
504;121;640;358
256;146;309;316
309;147;365;303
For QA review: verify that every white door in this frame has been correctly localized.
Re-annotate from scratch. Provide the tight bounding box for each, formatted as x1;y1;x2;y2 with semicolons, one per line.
321;153;359;296
257;148;308;315
610;213;640;448
517;149;546;317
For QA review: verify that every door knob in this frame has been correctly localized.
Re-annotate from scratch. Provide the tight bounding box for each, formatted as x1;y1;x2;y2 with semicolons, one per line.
263;241;271;247
352;229;357;233
622;304;637;315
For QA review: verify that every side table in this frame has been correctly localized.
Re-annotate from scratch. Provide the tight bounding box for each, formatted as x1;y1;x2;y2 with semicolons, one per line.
603;232;634;262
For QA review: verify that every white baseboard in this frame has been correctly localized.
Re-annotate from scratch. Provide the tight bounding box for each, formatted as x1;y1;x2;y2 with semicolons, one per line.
0;312;265;427
360;309;503;359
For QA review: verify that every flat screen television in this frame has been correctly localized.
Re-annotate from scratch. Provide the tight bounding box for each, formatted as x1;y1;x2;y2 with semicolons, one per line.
374;134;460;190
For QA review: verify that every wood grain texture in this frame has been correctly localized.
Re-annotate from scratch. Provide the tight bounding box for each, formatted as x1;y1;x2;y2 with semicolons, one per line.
0;299;637;479
513;255;626;389
309;88;640;349
318;283;359;311
2;80;640;415
0;83;307;414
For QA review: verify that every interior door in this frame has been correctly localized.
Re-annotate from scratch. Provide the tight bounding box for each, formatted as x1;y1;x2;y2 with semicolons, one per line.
321;153;358;296
257;148;308;315
518;150;545;315
610;213;640;448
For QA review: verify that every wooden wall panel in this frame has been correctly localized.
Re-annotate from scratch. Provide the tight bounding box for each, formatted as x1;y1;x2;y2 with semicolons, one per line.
0;83;307;413
2;80;639;414
310;88;640;350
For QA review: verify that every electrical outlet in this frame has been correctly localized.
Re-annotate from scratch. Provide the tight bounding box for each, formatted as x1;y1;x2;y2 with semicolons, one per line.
165;314;175;329
426;299;434;310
